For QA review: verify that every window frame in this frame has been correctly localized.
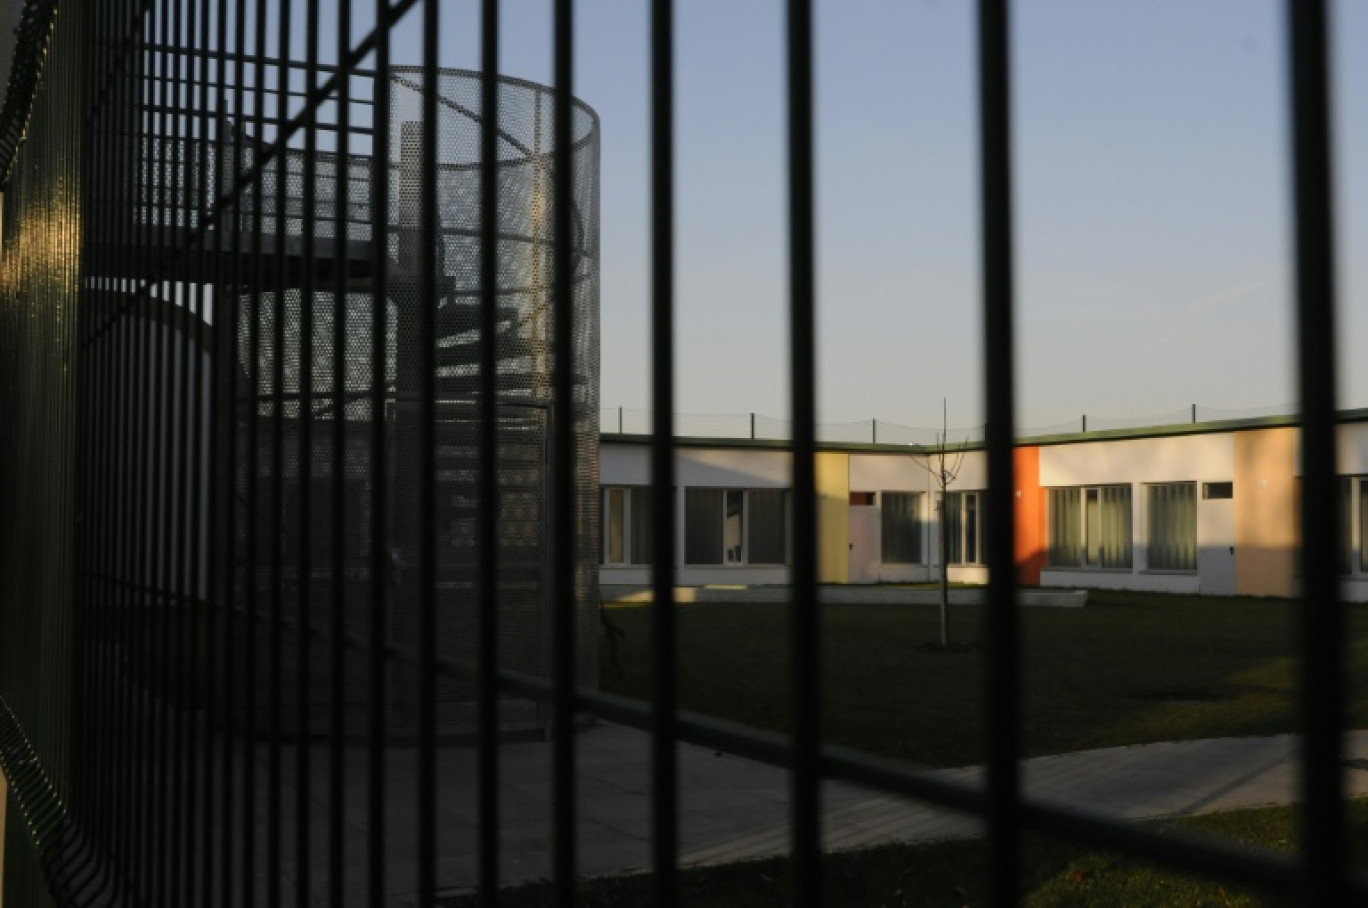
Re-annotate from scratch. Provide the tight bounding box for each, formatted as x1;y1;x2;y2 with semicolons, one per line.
684;486;790;567
601;484;654;567
880;490;923;565
1047;483;1134;570
1337;475;1368;578
944;490;983;566
1145;481;1198;573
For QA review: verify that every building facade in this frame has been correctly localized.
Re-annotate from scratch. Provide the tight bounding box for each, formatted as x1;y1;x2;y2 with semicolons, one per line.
601;411;1368;601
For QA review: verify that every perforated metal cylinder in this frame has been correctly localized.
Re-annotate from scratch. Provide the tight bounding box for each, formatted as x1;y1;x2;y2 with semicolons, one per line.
228;69;601;739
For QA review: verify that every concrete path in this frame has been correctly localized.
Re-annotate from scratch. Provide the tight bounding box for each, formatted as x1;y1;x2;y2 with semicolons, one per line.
679;731;1368;869
260;724;1368;905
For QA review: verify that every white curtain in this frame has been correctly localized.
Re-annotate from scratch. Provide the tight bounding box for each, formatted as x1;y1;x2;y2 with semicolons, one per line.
1148;483;1195;571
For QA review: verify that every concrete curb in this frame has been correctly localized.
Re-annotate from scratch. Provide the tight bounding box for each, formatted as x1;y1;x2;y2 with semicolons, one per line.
601;585;1087;608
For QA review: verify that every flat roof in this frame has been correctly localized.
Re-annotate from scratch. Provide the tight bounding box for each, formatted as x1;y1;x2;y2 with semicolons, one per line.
601;407;1368;455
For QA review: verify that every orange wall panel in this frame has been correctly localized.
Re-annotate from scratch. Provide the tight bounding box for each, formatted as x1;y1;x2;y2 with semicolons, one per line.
1014;445;1045;586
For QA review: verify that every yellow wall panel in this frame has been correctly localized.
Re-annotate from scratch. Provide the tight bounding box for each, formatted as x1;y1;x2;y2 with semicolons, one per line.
816;452;850;583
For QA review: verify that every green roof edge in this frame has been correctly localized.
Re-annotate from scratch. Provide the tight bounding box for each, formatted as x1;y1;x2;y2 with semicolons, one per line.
602;407;1368;455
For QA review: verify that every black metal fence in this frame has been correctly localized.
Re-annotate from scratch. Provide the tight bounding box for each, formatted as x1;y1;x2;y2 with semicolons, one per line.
0;1;1359;906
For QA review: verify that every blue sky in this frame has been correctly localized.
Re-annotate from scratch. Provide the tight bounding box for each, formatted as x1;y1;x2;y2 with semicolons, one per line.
390;0;1368;433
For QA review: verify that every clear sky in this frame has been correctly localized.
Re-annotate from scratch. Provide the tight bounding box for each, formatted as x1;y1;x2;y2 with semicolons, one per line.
392;0;1368;434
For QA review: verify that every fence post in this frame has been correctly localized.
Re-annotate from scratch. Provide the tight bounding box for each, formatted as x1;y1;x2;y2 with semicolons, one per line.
872;419;877;444
1082;414;1087;432
1192;403;1197;424
750;412;756;439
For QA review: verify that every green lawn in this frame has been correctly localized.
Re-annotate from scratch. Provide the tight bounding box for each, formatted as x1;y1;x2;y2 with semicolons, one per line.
443;800;1368;907
600;590;1368;767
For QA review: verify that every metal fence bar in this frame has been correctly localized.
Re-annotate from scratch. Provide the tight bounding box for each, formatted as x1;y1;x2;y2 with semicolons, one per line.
123;12;145;899
152;11;177;898
977;1;1022;903
166;5;192;900
418;0;441;903
1287;1;1346;904
191;2;216;899
785;0;821;902
478;1;504;903
650;0;680;903
244;3;269;896
221;1;249;899
370;0;394;900
267;3;294;901
181;4;207;901
135;18;158;891
89;3;122;895
552;1;580;902
152;13;177;904
330;3;356;902
296;2;322;904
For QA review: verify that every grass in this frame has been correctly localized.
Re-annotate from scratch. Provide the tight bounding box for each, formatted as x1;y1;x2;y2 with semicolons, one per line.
441;800;1368;906
440;591;1368;906
600;590;1368;767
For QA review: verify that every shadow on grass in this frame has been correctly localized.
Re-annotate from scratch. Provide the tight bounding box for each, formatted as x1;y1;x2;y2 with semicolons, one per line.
600;590;1368;768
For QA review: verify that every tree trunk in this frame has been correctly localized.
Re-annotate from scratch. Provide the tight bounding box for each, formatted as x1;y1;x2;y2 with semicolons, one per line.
938;495;950;649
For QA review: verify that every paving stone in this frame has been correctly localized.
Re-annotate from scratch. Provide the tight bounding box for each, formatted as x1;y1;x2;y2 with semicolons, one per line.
261;724;1368;903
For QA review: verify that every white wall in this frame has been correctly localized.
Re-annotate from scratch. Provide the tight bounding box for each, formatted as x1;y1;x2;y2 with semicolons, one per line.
1039;434;1234;593
677;447;791;488
848;452;929;492
849;453;927;580
1038;433;1234;487
848;450;987;583
945;449;988;492
600;443;793;586
600;442;650;486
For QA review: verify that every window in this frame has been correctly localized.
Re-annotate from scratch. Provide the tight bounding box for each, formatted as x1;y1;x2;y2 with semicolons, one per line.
881;492;921;564
748;489;788;565
1361;480;1367;577
1147;482;1196;572
685;488;789;565
1048;485;1133;569
1203;481;1233;499
1292;476;1364;578
1339;477;1352;576
1337;476;1368;577
602;486;653;566
944;491;982;565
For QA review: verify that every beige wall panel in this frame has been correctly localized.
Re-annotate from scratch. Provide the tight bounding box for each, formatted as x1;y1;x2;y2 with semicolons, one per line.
1234;427;1297;596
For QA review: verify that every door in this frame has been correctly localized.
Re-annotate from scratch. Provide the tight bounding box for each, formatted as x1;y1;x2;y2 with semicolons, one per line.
848;497;881;583
1198;491;1237;595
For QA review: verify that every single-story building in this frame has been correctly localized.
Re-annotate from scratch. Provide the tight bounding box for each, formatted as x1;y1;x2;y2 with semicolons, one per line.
600;409;1368;601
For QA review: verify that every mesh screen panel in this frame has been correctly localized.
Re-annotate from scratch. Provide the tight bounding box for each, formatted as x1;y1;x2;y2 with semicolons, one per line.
223;68;601;737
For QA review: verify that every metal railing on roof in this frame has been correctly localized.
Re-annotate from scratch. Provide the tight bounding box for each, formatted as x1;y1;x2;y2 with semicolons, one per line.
598;401;1308;446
